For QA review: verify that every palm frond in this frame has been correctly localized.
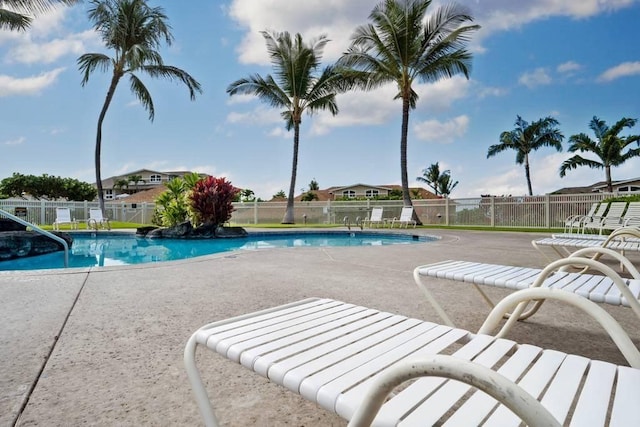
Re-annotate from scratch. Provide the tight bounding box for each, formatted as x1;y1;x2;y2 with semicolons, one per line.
140;64;202;100
559;155;603;177
77;53;112;85
128;73;154;121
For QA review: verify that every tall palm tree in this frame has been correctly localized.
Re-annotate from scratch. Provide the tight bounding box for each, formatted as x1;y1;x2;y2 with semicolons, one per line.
227;31;342;224
78;0;202;214
0;0;79;31
560;116;640;192
488;115;564;196
338;0;479;225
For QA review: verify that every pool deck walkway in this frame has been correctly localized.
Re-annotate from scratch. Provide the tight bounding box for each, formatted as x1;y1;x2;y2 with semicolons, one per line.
2;228;639;426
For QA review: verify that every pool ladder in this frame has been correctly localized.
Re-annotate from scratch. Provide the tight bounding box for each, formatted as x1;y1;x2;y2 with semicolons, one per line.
0;208;69;268
343;216;363;231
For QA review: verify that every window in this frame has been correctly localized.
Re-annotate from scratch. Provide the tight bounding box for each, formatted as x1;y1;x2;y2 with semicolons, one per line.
149;174;162;183
104;189;114;200
342;190;356;199
618;185;640;193
365;189;379;198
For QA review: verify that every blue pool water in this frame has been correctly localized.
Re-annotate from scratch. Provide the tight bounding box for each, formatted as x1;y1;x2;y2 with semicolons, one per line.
0;231;435;271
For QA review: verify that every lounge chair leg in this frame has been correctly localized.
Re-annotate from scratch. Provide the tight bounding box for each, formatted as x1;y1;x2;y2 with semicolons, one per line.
413;269;456;327
184;334;221;427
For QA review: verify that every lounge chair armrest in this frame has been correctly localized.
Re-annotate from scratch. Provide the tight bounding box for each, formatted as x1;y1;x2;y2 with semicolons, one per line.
348;355;561;427
478;287;640;368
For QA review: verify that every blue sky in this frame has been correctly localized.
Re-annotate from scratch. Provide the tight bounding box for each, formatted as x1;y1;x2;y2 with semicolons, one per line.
1;0;639;200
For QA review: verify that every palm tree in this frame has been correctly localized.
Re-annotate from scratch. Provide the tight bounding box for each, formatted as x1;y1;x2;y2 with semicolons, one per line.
488;115;564;196
560;116;640;192
78;0;202;214
127;174;144;192
227;31;342;224
113;178;129;194
0;0;79;31
417;162;443;196
338;0;479;225
417;162;458;197
437;172;458;197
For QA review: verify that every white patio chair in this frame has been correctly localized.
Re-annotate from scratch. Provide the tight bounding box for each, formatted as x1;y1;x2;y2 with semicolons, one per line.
390;206;416;228
562;202;598;233
52;207;78;231
185;292;640;427
622;201;640;228
87;208;111;230
596;201;628;234
579;202;609;233
362;207;386;228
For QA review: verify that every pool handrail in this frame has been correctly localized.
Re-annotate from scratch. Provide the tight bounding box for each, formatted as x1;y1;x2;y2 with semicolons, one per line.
0;208;69;268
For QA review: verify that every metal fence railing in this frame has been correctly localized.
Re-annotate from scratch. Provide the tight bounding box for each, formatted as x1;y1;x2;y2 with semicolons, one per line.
0;192;628;229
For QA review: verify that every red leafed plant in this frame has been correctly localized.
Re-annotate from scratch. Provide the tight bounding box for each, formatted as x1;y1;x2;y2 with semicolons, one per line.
188;176;240;226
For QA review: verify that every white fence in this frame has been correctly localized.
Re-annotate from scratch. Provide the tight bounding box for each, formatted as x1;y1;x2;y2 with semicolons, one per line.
0;192;622;229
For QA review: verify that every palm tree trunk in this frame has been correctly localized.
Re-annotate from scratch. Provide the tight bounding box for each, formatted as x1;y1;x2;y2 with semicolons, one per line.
524;155;533;196
400;94;421;225
282;121;300;224
605;165;613;193
95;74;121;215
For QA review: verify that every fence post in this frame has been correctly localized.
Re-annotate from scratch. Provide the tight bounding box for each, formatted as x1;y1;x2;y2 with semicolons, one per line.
544;194;550;228
490;197;495;227
84;200;88;221
253;199;258;224
40;199;46;225
445;198;450;226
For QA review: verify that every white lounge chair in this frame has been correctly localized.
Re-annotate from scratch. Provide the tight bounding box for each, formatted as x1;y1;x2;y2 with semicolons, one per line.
578;202;609;233
414;247;640;328
596;201;627;234
52;207;78;231
563;202;599;233
622;201;640;228
87;208;111;230
533;226;640;263
390;206;416;228
185;292;640;427
362;207;386;228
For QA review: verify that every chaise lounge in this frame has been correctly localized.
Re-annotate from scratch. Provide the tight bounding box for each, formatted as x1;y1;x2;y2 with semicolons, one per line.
185;288;640;426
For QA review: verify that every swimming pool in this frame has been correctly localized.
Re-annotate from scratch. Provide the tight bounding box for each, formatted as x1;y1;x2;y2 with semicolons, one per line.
0;231;436;271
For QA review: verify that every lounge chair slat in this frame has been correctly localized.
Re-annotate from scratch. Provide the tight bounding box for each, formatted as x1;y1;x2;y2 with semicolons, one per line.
304;323;452;406
332;327;469;420
537;354;590;424
397;338;519;426
610;366;640;426
485;350;567;426
283;316;427;393
569;360;617;426
370;334;497;426
266;313;407;384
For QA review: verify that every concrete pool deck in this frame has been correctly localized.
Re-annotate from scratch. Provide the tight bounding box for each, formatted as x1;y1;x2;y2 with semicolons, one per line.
2;228;639;426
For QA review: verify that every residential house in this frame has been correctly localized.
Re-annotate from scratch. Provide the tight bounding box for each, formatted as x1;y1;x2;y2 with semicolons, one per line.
97;169;199;201
551;177;640;195
293;183;439;201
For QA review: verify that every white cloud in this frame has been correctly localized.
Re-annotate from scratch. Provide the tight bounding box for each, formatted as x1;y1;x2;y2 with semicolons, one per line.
226;105;282;125
557;61;581;74
597;61;640;82
310;76;472;135
4;136;26;146
0;68;65;96
414;115;470;143
6;30;97;64
477;86;508;98
518;67;552;88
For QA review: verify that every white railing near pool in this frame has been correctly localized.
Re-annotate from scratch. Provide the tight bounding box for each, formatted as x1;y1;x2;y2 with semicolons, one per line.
0;208;69;267
0;192;630;228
